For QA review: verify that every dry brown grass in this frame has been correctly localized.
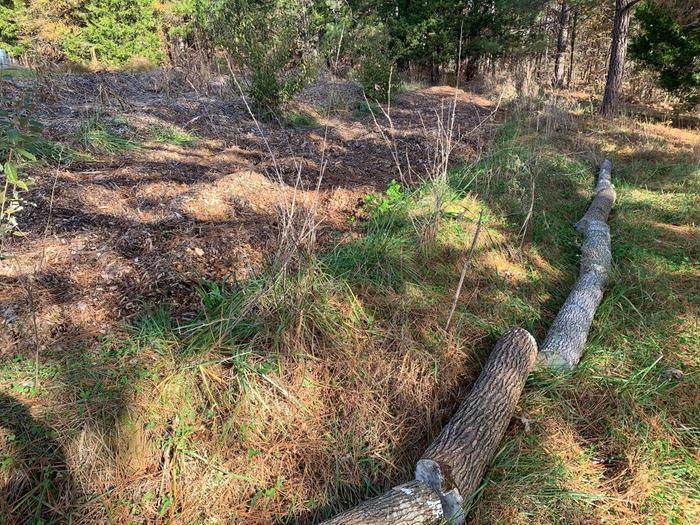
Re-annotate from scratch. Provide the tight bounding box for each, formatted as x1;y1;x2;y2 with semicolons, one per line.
2;72;698;524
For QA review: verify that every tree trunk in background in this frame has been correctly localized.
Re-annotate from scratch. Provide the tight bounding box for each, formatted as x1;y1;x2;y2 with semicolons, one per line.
553;0;570;88
600;0;640;116
463;57;479;81
567;8;578;88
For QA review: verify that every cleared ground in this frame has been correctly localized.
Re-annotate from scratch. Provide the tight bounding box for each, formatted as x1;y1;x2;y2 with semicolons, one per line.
0;71;698;524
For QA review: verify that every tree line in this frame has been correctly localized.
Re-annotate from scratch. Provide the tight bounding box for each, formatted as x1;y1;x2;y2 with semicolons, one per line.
0;0;698;113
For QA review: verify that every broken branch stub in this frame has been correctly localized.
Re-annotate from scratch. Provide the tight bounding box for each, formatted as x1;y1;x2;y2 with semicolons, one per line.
318;328;538;525
539;159;616;371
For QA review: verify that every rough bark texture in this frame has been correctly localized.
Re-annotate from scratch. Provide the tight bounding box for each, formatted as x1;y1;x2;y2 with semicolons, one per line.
318;328;538;525
415;328;538;524
320;481;443;525
539;160;616;371
601;0;640;116
553;0;571;88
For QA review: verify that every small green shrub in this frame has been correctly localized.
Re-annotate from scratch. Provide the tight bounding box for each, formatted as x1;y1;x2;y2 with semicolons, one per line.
354;22;399;102
215;0;318;115
246;45;316;113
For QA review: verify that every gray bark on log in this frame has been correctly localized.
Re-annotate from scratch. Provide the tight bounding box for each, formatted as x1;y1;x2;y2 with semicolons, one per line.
320;481;444;525
539;159;616;371
415;328;538;524
319;328;538;525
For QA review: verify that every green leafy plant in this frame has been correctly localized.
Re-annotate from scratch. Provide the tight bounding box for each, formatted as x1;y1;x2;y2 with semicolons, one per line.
0;94;41;241
213;0;318;115
363;179;406;220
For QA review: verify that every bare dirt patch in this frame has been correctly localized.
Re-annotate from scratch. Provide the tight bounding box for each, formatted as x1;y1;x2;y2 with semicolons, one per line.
1;71;494;358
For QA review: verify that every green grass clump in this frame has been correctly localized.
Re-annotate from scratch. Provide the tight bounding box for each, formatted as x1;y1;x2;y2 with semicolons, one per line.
0;66;36;80
149;125;198;145
353;98;381;118
75;115;139;155
284;112;318;129
324;231;418;290
29;138;92;164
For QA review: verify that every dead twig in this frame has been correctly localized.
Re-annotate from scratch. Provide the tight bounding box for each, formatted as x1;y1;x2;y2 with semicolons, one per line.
445;210;483;331
519;173;536;250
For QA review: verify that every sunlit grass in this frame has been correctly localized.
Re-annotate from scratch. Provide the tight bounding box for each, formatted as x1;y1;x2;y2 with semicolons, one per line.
149;124;198;145
74;115;140;155
1;95;697;523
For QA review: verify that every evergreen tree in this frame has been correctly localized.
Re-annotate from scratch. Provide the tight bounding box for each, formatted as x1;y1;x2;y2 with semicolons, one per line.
630;3;700;108
0;0;24;55
62;0;165;66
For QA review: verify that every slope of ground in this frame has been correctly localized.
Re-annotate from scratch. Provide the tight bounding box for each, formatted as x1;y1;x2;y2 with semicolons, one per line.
0;72;698;525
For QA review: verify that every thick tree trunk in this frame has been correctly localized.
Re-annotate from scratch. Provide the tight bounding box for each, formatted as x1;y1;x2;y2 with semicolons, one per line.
567;8;578;88
320;481;444;525
320;328;538;525
416;328;538;523
539;160;616;371
553;0;571;88
600;0;640;116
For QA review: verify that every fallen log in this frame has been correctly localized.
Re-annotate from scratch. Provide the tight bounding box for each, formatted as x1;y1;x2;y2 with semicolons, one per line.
319;328;538;525
539;159;616;371
320;480;443;525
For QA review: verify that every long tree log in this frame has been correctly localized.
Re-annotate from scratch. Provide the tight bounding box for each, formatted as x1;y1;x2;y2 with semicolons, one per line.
415;328;537;523
539;159;616;371
319;328;538;525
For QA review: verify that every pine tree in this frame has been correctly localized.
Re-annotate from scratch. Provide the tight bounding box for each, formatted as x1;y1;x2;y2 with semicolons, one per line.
0;0;24;56
62;0;165;67
630;3;700;108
